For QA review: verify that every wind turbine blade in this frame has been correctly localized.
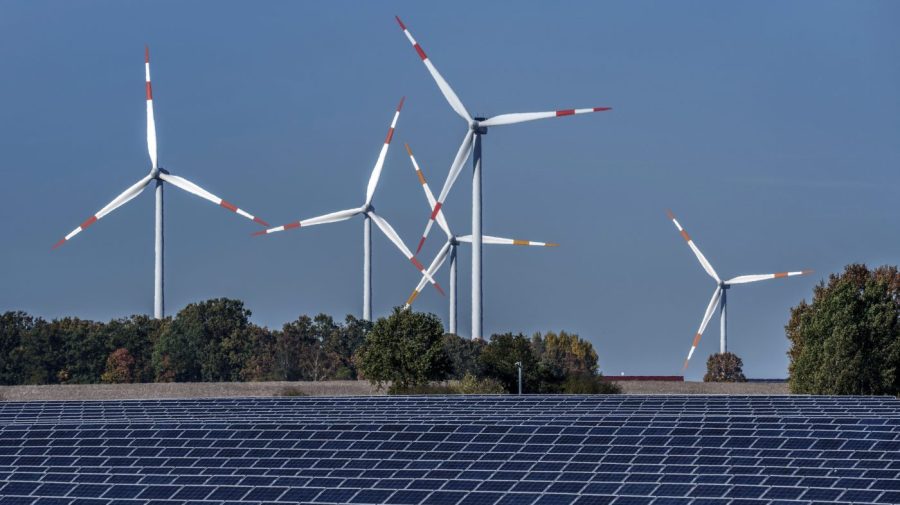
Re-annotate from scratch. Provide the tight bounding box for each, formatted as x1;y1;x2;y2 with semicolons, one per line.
480;107;612;128
405;240;452;308
145;46;158;170
683;287;723;371
158;173;268;226
395;16;471;122
253;207;362;236
368;210;444;295
667;210;720;283
479;235;559;247
405;143;451;239
417;129;473;253
365;97;405;207
726;270;814;285
52;174;153;249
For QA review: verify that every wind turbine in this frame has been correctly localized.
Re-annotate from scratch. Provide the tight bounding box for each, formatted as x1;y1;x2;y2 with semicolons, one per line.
395;16;611;339
403;144;557;334
667;210;812;371
52;47;269;319
254;98;442;321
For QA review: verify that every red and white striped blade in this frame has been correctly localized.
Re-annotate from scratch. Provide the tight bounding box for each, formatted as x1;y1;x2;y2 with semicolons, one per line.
253;207;362;237
477;235;559;247
159;173;268;227
52;174;153;249
395;16;471;122
365;97;405;207
405;240;453;308
480;107;612;128
368;210;443;295
725;270;813;285
667;210;720;283
417;129;473;253
145;46;158;170
405;143;451;239
684;286;723;371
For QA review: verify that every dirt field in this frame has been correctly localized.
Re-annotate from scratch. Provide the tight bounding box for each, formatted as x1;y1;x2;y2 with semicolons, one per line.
0;380;789;401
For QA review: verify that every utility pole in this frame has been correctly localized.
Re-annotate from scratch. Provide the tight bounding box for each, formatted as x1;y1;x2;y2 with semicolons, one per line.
515;361;523;395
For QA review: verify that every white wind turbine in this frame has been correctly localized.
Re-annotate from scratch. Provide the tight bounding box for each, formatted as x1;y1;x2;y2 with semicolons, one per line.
254;98;442;321
396;16;611;339
53;47;269;319
667;210;812;371
403;144;558;334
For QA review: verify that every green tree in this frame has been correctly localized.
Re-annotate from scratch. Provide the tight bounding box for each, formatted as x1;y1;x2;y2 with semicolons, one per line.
442;334;485;379
326;315;371;379
153;298;253;382
479;332;540;393
356;308;449;392
50;318;107;384
703;352;747;382
276;315;315;381
787;264;899;395
11;317;62;385
0;311;40;385
237;325;277;381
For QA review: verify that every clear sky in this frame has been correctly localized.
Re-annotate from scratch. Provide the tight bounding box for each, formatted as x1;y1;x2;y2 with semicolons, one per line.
1;1;898;379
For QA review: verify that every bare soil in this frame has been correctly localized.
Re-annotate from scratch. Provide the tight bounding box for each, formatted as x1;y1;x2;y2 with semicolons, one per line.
0;380;788;402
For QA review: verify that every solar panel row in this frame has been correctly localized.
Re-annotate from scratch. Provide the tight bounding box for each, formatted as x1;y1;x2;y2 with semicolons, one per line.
0;395;897;505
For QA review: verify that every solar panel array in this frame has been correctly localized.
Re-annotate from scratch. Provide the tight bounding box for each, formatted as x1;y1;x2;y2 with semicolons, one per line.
1;395;898;505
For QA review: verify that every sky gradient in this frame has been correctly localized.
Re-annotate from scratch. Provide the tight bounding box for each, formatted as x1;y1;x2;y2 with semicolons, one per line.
1;1;898;379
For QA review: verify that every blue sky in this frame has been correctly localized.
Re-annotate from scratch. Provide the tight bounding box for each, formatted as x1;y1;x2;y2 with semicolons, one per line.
1;1;897;379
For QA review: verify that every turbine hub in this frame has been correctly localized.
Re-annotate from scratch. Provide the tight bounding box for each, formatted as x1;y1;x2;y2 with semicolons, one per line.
471;118;487;135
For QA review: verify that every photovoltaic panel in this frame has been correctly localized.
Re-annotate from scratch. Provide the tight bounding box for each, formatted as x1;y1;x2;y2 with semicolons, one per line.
0;395;898;504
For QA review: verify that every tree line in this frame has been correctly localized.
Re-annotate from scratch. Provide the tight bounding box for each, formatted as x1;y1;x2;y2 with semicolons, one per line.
0;299;618;394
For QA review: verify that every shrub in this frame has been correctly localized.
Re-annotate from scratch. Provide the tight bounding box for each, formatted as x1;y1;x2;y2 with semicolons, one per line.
279;386;309;397
704;352;747;383
390;383;458;395
563;374;622;394
456;373;506;394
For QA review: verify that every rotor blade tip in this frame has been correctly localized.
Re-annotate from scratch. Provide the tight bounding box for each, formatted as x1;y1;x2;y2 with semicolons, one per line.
802;269;814;276
666;209;675;220
145;46;149;62
404;143;412;155
253;217;270;227
397;96;406;111
416;237;426;254
251;230;268;237
434;283;445;297
395;16;406;29
682;360;689;371
546;243;560;247
593;107;612;112
51;239;66;250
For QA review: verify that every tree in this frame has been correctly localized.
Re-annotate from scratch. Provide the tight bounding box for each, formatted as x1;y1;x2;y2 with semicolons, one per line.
0;312;39;385
326;315;371;380
100;348;136;384
356;308;449;392
479;332;541;393
787;264;899;395
703;352;747;382
153;298;253;382
104;315;166;383
442;334;485;379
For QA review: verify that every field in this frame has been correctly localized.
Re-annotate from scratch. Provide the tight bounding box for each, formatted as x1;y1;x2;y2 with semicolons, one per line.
0;380;790;402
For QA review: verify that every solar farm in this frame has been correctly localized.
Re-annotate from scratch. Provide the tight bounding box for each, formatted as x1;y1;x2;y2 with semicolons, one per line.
1;395;899;505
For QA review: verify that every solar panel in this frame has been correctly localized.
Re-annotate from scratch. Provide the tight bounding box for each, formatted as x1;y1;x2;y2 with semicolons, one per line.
0;395;898;504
